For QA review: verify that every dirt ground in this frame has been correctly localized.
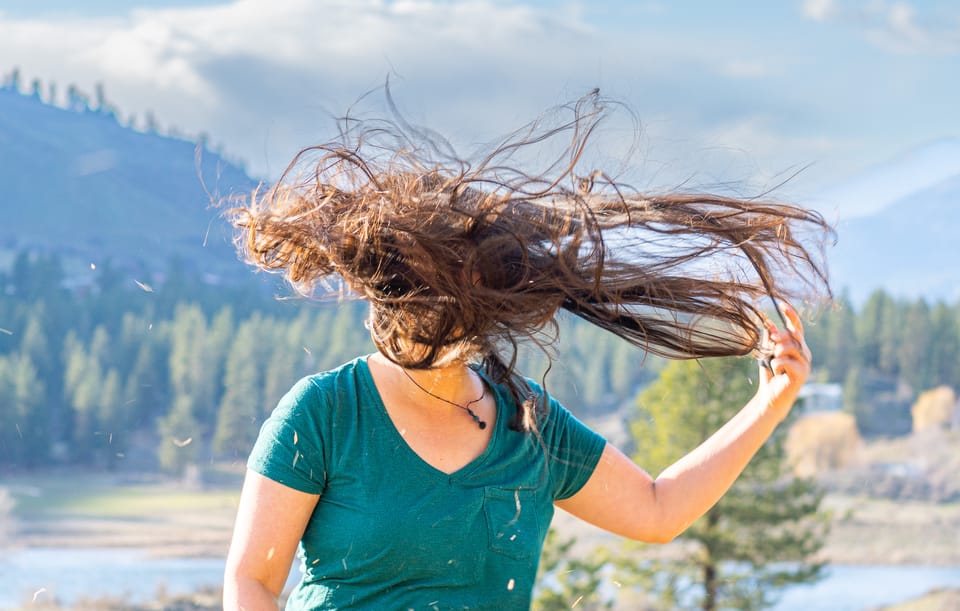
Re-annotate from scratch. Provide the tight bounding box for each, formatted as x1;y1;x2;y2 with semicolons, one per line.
3;470;240;558
550;492;960;567
3;468;960;611
5;462;960;565
9;490;960;566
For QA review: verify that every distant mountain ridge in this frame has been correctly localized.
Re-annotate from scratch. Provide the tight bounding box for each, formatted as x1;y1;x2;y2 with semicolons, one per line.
817;140;960;303
0;87;257;280
2;88;957;301
812;139;960;220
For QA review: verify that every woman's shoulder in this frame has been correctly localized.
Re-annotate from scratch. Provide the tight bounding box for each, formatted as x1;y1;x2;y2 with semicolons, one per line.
272;355;371;418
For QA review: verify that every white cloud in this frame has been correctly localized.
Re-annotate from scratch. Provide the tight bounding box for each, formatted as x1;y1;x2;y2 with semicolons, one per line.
800;0;960;55
0;0;930;203
801;0;837;22
0;0;603;175
875;2;960;54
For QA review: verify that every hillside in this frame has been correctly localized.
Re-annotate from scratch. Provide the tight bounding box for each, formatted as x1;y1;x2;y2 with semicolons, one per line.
0;88;256;279
814;140;960;303
829;173;960;303
3;86;957;301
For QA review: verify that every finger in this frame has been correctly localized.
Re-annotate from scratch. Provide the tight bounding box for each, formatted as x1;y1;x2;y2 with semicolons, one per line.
757;357;777;388
772;330;811;361
768;352;809;381
778;302;805;339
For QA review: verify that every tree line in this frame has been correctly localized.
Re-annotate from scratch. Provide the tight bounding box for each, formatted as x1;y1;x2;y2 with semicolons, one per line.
803;290;960;436
1;66;245;169
2;249;957;472
0;251;653;472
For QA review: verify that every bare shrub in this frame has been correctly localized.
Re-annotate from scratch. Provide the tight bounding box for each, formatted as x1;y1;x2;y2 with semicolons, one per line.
786;411;861;477
911;386;958;432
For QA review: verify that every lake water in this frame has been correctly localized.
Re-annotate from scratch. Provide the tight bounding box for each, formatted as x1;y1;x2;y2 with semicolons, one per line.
1;548;959;609
0;548;233;608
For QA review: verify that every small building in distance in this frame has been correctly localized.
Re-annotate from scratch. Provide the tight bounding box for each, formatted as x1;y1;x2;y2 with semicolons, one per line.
798;382;843;414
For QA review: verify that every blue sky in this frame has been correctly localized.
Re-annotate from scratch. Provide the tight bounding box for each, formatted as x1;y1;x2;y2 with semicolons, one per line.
2;0;958;218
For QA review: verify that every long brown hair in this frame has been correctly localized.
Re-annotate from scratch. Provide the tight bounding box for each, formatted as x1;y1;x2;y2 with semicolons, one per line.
230;91;832;431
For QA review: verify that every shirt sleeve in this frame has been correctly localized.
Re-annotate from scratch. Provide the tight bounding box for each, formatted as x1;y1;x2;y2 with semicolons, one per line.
538;394;608;501
247;376;327;495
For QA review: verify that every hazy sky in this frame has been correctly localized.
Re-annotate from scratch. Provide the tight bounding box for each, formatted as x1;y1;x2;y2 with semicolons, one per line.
2;0;958;217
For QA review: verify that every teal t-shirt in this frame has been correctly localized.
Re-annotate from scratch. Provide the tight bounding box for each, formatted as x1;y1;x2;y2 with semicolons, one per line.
247;356;606;610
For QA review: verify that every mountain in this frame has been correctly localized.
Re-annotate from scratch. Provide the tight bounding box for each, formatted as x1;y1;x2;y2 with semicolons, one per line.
2;87;956;303
0;87;257;280
817;140;960;303
812;139;960;220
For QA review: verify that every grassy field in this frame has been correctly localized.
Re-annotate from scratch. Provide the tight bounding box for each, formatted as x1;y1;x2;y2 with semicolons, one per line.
5;464;960;564
3;467;243;557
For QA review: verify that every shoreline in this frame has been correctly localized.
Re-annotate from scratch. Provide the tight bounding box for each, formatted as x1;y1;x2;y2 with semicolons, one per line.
10;496;960;567
5;470;960;566
549;494;960;568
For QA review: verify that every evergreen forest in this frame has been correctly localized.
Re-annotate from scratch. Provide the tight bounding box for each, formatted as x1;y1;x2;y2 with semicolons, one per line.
0;251;655;472
2;248;959;474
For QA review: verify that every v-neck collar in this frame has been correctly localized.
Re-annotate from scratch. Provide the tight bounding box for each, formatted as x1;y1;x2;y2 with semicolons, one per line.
357;355;503;481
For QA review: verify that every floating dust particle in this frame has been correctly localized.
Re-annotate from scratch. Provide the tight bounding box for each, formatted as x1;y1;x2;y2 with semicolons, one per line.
506;489;521;526
312;558;320;565
571;595;584;608
134;279;154;292
292;451;300;469
507;578;515;591
266;546;276;561
32;588;47;602
90;263;96;270
173;437;192;447
0;328;13;335
293;430;299;445
303;346;312;355
15;423;22;439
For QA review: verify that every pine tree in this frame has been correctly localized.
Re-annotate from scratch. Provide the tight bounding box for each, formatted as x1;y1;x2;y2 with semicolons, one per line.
96;368;123;464
620;357;827;611
157;394;201;474
928;302;959;389
0;353;44;467
167;304;223;438
534;529;612;610
18;314;57;462
62;332;104;462
124;336;170;428
898;299;932;392
212;320;263;459
823;292;856;383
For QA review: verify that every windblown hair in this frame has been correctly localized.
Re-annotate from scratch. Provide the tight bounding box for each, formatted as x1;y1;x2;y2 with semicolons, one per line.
230;92;832;431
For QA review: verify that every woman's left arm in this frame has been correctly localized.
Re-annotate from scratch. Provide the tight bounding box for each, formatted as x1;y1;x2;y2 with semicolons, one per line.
555;304;811;544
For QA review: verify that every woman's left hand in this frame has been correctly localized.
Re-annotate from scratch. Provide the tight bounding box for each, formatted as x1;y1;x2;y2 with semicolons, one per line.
757;302;812;419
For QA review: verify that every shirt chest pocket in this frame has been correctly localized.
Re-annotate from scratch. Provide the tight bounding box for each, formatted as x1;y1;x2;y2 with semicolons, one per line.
483;487;542;560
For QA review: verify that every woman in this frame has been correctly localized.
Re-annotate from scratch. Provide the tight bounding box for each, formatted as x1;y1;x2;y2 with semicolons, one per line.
222;93;829;609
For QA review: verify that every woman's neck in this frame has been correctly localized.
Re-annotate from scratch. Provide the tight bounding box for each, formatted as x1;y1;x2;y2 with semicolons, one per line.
371;353;484;411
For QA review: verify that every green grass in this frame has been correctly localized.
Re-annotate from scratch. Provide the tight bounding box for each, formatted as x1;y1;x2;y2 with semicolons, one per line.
5;469;242;520
39;488;240;518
